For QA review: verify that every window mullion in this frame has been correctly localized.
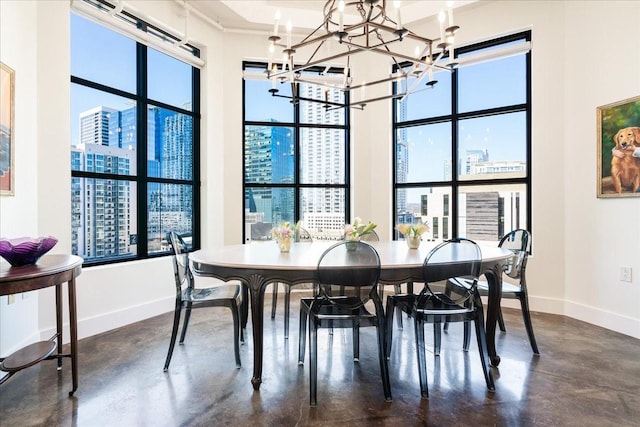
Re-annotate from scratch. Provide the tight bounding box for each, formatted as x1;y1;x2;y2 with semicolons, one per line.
136;41;148;257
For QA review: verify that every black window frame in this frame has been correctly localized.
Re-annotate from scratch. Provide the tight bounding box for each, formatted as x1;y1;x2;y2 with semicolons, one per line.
242;61;351;242
392;31;532;242
70;9;201;267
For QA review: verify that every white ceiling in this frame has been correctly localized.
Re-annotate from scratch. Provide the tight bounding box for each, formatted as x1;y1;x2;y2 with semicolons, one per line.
185;0;477;33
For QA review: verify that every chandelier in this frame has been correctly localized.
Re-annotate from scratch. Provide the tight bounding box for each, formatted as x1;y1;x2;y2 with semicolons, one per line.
266;0;459;109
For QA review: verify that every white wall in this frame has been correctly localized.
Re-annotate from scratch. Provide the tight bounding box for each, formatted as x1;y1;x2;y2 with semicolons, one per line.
562;1;640;337
0;0;638;357
0;0;40;356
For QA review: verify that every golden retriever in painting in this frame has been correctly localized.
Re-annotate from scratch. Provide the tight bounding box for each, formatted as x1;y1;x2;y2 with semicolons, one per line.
611;127;640;194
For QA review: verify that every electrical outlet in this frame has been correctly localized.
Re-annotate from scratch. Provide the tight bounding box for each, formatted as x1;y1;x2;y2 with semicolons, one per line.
620;267;632;283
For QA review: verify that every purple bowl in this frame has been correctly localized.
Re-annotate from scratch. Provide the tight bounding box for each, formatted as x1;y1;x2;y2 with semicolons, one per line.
0;236;58;267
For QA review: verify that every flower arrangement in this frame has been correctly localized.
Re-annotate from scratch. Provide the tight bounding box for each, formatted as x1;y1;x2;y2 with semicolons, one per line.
272;221;301;252
396;222;429;249
272;220;301;240
395;223;429;238
344;217;377;241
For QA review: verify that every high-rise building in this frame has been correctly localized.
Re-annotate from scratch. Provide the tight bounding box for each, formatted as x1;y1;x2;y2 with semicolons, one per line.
299;83;345;229
72;102;195;260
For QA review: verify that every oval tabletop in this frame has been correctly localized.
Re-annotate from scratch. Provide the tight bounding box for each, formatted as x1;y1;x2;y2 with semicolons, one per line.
190;240;511;271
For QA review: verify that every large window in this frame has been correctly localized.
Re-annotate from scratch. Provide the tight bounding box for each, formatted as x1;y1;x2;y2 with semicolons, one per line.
393;32;531;243
243;62;350;241
70;11;200;265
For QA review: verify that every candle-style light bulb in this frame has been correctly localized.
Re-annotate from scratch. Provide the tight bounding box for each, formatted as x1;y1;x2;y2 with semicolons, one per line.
268;41;274;74
273;10;281;36
447;1;454;27
394;1;402;29
286;19;292;49
338;0;345;32
438;10;446;43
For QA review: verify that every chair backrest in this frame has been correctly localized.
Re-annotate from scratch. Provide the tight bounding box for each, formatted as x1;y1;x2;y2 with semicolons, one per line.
498;229;531;280
168;231;194;294
316;241;381;304
420;238;482;307
296;227;313;243
359;230;380;242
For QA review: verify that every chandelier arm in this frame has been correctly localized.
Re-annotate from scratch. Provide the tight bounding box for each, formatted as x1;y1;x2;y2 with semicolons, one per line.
348;73;407;90
352;91;406;108
271;91;346;108
273;48;365;78
403;51;446;99
298;20;332;45
352;46;449;71
374;29;403;71
364;21;435;45
305;39;328;68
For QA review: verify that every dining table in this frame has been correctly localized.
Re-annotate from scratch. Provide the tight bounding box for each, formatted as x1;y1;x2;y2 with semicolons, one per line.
190;240;513;390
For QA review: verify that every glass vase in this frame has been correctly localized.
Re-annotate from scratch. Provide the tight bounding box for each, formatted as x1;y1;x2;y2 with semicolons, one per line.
406;235;421;249
277;237;291;253
345;236;360;251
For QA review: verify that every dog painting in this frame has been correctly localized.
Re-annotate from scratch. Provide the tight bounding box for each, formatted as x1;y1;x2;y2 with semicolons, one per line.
597;96;640;198
611;127;640;193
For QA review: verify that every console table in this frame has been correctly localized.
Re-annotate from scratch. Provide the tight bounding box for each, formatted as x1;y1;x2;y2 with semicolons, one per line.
0;255;83;395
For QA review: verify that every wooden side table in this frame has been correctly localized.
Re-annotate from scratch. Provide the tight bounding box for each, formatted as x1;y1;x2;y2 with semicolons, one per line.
0;255;83;396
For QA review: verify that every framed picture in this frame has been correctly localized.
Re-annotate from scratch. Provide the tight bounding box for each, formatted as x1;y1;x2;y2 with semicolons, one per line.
1;62;15;196
597;95;640;198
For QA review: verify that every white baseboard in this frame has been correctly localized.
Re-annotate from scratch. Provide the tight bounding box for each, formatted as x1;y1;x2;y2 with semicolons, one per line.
39;296;174;344
477;294;639;340
34;292;640;346
564;299;640;339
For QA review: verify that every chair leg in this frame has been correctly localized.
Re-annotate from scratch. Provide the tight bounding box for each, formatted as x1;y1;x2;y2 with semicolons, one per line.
394;284;404;330
498;307;506;332
230;301;242;369
443;321;449;332
373;297;392;402
433;323;441;356
298;303;309;365
271;283;279;319
518;293;540;354
284;285;292;339
414;317;429;399
309;316;319;407
353;316;360;362
179;302;192;344
473;314;495;391
163;302;182;372
385;297;396;359
463;321;471;351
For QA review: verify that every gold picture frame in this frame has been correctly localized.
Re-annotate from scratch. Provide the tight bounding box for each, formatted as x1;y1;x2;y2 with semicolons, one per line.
1;61;15;196
597;95;640;198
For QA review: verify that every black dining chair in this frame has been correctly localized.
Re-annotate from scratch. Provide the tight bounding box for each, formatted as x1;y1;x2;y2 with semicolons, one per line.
163;231;243;371
298;240;392;406
270;227;313;339
385;238;494;399
447;229;538;354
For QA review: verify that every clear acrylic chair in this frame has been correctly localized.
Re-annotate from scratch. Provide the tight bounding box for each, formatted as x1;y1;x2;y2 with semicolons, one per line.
449;229;538;354
385;238;495;399
163;231;243;371
298;240;392;406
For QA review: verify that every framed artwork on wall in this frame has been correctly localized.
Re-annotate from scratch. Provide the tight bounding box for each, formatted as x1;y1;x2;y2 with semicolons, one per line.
1;61;15;196
597;95;640;198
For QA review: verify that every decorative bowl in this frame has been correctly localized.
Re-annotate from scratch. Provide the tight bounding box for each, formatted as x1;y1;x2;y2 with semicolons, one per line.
0;236;58;267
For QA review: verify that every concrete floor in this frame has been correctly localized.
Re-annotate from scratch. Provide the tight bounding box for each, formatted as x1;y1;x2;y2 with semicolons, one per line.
1;291;639;426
